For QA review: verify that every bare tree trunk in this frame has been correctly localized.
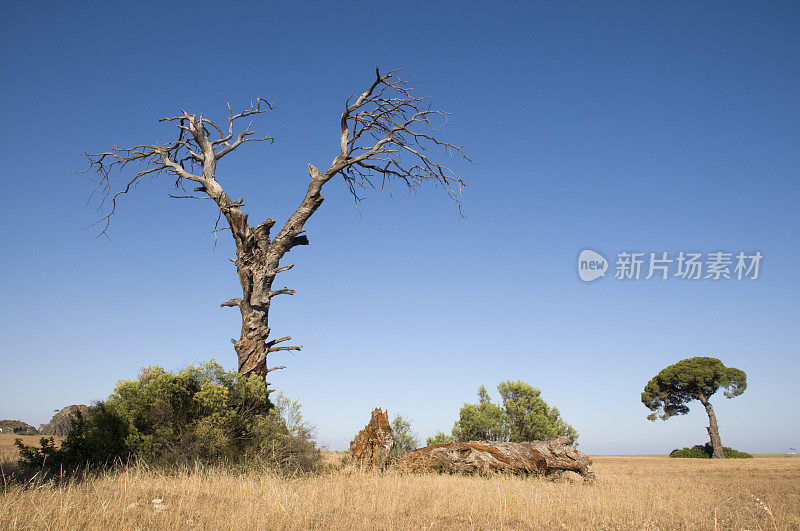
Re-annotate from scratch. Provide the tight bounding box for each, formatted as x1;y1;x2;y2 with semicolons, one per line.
207;181;291;383
698;394;725;459
232;269;272;379
218;205;305;383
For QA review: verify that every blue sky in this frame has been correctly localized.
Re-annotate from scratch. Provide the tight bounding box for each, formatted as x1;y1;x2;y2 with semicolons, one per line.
1;1;798;453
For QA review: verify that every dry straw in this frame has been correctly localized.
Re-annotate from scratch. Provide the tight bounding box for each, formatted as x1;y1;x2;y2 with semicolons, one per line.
1;444;798;529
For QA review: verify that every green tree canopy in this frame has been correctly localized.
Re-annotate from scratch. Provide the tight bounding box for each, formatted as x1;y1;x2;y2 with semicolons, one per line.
641;357;747;421
451;385;511;442
498;381;578;442
452;381;578;444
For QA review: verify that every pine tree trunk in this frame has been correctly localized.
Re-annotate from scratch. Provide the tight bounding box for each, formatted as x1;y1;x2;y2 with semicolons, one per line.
699;395;725;459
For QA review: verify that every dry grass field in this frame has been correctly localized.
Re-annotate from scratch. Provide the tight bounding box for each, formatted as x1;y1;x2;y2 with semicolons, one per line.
0;435;53;464
1;436;798;529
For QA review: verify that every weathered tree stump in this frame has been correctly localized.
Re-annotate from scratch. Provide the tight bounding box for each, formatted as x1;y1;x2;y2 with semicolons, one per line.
348;408;395;470
397;436;595;482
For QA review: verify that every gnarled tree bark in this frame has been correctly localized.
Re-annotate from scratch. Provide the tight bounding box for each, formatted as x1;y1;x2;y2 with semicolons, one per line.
348;408;395;470
397;437;596;482
86;68;468;396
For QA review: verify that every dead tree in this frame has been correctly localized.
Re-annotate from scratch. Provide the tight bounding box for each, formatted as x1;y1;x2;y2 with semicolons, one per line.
85;68;468;396
397;437;596;482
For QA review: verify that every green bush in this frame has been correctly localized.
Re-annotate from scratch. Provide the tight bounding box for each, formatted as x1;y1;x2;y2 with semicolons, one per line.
451;381;578;444
15;361;320;472
669;443;753;459
388;415;419;464
425;432;455;446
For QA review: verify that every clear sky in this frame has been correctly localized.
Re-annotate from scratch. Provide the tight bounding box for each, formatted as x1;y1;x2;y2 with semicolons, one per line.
1;1;798;454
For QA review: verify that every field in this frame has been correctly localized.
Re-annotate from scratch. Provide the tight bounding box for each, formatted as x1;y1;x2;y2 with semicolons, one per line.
0;435;49;464
1;436;799;529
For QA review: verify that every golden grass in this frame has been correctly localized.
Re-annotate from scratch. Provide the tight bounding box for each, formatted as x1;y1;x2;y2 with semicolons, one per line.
1;440;798;529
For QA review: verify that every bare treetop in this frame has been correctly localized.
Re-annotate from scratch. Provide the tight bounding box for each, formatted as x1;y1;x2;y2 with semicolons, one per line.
85;68;469;393
86;97;276;237
334;67;469;204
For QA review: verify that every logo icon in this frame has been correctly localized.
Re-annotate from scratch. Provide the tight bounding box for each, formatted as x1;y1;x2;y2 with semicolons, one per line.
578;249;608;282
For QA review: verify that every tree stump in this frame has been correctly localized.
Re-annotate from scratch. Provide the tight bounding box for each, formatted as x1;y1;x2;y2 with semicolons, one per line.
348;408;394;470
397;436;596;482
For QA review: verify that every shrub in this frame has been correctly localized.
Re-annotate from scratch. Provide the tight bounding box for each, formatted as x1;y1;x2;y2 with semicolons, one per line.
15;403;129;469
669;443;753;459
16;361;320;472
426;432;455;446
388;415;418;464
452;381;578;444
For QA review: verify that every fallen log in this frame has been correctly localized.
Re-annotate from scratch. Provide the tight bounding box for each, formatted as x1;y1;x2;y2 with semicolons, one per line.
397;436;595;481
348;407;394;470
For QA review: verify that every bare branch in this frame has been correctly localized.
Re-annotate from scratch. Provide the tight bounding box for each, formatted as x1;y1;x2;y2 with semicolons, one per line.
168;194;212;200
85;100;275;237
220;298;243;308
267;345;302;353
326;68;470;211
267;288;296;298
266;336;292;348
268;67;469;254
212;98;276;159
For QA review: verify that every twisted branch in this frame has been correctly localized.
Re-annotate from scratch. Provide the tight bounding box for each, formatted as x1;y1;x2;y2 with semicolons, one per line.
327;67;470;210
85;99;274;238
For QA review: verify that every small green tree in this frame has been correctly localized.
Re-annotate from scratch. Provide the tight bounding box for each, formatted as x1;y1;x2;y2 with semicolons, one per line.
642;357;747;459
451;382;578;444
498;380;578;442
389;414;419;463
452;385;511;442
425;432;455;446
